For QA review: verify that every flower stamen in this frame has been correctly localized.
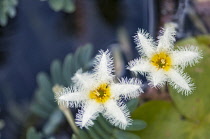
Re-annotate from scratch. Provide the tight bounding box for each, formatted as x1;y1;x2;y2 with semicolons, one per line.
151;51;172;71
89;83;111;103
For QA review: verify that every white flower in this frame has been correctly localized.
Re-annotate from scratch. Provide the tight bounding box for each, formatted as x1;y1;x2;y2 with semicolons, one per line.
56;50;142;129
128;23;202;95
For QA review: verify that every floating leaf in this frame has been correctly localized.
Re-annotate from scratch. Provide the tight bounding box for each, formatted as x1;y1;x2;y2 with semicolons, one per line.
131;101;190;139
170;35;210;121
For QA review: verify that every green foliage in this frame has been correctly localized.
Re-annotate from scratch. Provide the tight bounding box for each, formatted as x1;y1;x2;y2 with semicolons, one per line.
0;0;18;26
131;101;190;139
171;35;210;120
29;44;93;137
130;35;210;139
30;44;93;119
170;35;210;138
72;99;146;139
26;127;43;139
0;119;5;130
42;109;64;135
47;0;75;13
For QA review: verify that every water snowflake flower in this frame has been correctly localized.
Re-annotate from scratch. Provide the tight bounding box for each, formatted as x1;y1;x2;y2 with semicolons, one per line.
128;23;202;95
56;50;142;129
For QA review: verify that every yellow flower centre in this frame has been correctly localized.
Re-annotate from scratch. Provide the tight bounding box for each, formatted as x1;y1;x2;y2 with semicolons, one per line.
150;51;172;71
89;83;111;103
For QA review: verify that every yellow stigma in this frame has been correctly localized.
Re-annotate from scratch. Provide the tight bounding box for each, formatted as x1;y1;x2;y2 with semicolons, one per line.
150;51;172;71
89;83;111;103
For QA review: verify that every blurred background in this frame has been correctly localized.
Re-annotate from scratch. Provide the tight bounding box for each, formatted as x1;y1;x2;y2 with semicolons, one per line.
0;0;210;138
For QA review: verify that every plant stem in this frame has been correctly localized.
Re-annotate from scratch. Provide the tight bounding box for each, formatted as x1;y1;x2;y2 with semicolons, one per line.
53;85;79;135
59;105;79;135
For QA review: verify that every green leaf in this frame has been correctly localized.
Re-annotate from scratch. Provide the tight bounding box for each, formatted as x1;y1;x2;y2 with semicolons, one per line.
131;101;190;139
0;14;7;26
91;122;109;139
62;54;74;85
72;47;81;71
0;120;5;130
0;0;18;26
26;127;43;139
30;101;49;118
63;0;75;13
78;44;93;68
78;129;91;139
97;115;113;135
8;0;18;5
48;0;64;11
170;35;210;121
131;100;210;139
86;128;101;139
34;89;55;112
50;60;64;85
62;45;93;85
125;120;146;131
114;130;140;139
7;6;16;17
47;0;75;13
82;44;93;60
43;109;63;136
36;73;54;104
127;98;139;112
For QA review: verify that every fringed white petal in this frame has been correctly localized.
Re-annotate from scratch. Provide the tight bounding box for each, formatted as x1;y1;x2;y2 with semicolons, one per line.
171;46;203;68
56;87;86;108
148;69;167;88
111;78;142;99
166;69;194;95
157;23;177;51
127;58;151;74
93;50;114;82
72;69;95;90
103;100;132;130
75;101;103;128
134;29;155;57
